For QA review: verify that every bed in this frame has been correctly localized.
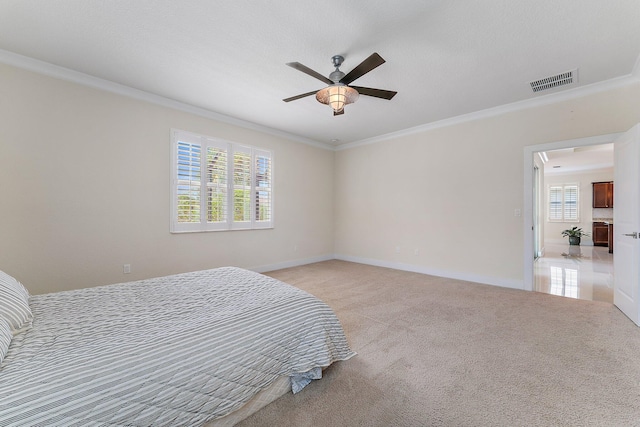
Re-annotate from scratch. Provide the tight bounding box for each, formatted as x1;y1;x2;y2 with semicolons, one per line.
0;266;355;426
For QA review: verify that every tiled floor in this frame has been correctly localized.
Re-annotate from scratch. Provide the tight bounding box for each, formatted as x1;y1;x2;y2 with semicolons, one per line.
534;243;614;303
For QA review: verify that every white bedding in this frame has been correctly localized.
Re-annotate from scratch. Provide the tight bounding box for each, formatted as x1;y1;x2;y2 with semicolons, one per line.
0;267;355;426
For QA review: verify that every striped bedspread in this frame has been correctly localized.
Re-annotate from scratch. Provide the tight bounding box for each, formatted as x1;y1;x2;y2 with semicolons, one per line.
0;267;355;426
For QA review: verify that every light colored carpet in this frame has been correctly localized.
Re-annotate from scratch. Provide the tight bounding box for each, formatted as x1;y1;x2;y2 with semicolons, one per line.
236;260;640;427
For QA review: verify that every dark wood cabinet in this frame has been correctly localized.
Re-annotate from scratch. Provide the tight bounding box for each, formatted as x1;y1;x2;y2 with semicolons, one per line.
593;222;609;246
593;181;613;208
608;223;613;254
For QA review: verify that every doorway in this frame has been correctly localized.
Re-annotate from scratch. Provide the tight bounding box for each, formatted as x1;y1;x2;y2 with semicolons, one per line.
533;164;541;259
534;143;614;302
523;133;622;293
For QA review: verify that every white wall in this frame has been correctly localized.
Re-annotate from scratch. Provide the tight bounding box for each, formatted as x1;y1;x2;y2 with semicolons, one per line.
543;169;614;245
334;82;640;289
0;63;335;294
2;61;639;295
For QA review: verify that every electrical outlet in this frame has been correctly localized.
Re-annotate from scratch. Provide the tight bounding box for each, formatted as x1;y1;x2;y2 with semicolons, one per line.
123;264;131;274
395;246;401;254
414;249;420;256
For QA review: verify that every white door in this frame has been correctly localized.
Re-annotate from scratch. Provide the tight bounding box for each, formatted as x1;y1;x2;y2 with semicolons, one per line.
614;123;640;325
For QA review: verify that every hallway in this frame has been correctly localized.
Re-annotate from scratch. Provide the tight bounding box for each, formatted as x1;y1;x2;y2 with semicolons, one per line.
534;243;614;303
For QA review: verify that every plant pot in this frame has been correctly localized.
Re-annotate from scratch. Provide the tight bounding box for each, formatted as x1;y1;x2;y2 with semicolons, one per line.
568;236;581;246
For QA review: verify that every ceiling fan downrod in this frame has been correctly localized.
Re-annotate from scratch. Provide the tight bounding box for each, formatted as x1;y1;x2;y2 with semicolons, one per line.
330;55;345;83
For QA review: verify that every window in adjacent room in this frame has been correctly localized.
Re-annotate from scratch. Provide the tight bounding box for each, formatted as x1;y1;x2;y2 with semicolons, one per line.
171;129;273;232
548;184;579;222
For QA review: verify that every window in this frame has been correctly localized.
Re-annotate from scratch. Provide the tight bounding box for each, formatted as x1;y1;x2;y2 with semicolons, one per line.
548;184;579;222
171;129;273;232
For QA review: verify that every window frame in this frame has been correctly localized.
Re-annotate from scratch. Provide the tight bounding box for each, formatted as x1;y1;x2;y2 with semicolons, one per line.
170;129;273;233
547;183;579;223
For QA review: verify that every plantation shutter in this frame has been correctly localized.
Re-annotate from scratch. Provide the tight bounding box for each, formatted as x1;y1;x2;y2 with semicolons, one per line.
173;131;206;233
172;132;230;232
549;186;563;221
176;140;201;224
232;145;252;227
563;185;578;221
171;129;273;232
206;144;229;226
548;184;579;222
254;149;273;228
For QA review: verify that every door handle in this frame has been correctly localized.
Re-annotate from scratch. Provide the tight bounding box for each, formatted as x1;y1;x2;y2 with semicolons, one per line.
623;232;638;239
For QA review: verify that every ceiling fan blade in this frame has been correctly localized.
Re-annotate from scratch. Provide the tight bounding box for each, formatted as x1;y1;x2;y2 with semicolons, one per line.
286;62;333;85
283;90;319;103
350;86;397;100
340;53;386;85
333;109;344;116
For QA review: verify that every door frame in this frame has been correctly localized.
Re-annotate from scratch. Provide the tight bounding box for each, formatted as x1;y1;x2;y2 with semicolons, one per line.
533;164;540;259
523;132;622;291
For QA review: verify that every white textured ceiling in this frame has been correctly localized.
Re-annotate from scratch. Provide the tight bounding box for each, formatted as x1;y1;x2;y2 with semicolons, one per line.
1;0;639;147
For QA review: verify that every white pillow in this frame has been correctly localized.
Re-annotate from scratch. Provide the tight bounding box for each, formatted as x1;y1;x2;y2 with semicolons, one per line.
0;318;12;363
0;270;33;334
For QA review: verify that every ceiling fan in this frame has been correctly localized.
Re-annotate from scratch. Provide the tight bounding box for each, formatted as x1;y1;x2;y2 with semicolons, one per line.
283;52;397;116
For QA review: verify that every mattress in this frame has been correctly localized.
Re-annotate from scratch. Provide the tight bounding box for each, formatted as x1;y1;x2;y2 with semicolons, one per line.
205;375;291;427
0;267;355;426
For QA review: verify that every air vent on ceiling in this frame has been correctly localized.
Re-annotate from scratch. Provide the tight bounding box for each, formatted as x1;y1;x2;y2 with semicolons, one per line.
530;69;578;93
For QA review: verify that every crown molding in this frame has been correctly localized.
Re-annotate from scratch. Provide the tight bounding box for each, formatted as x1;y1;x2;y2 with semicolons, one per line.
3;48;639;154
0;49;334;151
338;55;640;151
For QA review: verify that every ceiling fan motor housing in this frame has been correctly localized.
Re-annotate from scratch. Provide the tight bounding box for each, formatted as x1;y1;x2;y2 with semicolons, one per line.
330;69;345;83
330;55;346;82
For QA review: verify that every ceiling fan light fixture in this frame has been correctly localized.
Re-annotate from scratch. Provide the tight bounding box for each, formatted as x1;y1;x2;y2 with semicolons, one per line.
316;84;359;113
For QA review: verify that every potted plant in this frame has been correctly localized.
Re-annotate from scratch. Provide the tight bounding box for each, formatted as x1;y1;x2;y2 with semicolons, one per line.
561;226;590;246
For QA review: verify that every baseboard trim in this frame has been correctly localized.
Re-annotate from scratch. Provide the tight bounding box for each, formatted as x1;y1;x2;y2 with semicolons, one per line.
333;254;524;290
251;254;335;274
253;254;525;291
